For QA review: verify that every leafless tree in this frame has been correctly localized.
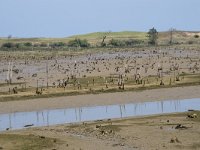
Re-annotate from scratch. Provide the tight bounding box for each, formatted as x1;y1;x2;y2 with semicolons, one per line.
169;28;176;45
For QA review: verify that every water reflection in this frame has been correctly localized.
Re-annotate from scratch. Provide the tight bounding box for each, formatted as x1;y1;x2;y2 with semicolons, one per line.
0;98;199;131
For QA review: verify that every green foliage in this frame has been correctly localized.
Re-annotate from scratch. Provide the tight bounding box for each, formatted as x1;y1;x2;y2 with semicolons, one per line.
147;27;158;45
24;42;32;47
50;42;66;48
1;42;15;48
109;39;125;47
79;39;90;47
1;42;28;48
108;39;143;47
101;42;107;47
124;39;143;46
194;34;199;38
68;38;90;48
15;43;23;48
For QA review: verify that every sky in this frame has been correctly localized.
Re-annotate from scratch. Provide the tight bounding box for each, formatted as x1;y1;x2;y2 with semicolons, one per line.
0;0;200;38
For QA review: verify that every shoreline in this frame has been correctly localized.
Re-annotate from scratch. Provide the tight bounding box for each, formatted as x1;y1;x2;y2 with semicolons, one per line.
0;85;200;114
1;111;199;150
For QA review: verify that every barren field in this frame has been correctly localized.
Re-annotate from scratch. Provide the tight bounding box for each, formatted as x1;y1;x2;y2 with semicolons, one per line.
0;46;200;101
1;111;199;150
0;45;200;150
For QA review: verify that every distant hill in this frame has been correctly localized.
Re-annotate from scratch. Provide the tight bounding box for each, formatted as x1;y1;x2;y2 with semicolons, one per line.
0;31;199;46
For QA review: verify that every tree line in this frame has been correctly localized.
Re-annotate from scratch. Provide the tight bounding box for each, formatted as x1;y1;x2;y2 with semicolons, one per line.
1;28;199;49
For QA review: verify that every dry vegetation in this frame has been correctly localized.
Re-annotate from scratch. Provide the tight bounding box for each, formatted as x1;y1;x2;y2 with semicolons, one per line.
0;44;200;101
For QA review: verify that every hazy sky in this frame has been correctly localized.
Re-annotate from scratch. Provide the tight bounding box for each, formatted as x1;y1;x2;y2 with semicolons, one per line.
0;0;200;37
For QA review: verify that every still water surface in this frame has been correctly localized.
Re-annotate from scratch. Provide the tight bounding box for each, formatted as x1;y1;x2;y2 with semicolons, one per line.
0;98;199;131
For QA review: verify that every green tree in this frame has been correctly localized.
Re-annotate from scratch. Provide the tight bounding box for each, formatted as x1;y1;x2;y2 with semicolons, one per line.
147;27;158;45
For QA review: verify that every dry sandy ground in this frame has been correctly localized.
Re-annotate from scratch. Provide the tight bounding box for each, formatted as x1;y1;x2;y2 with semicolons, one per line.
1;111;200;150
0;85;200;114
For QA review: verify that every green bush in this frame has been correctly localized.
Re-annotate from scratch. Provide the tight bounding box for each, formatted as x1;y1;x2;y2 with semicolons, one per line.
108;39;143;47
1;42;15;48
50;42;66;48
24;42;32;47
68;39;90;48
124;39;143;46
15;43;23;48
109;39;125;47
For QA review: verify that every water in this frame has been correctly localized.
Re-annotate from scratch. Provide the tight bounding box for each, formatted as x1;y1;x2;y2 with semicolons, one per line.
0;98;199;132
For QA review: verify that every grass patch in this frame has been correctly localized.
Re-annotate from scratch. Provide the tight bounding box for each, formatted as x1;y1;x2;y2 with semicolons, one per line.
0;134;57;150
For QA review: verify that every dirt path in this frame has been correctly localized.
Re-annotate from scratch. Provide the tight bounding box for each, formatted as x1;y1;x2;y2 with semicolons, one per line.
0;85;200;114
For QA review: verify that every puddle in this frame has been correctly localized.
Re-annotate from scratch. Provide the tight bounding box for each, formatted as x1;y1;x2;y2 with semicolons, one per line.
0;98;199;131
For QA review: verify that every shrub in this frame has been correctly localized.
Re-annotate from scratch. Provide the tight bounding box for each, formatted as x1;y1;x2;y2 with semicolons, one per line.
194;34;199;38
109;39;125;47
108;39;143;47
1;42;15;48
124;39;143;46
15;43;23;48
24;42;32;47
68;39;90;48
40;43;48;47
50;42;66;48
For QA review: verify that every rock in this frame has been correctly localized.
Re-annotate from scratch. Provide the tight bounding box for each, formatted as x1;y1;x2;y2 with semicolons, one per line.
96;125;101;128
188;114;198;118
109;130;113;134
175;124;188;129
188;109;195;112
39;136;45;139
32;73;37;77
170;136;181;143
16;76;24;80
24;124;34;127
170;137;175;143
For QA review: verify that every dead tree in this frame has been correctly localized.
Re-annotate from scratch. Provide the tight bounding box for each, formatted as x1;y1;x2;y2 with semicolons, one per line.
13;87;18;94
100;31;111;47
169;28;176;45
101;36;107;47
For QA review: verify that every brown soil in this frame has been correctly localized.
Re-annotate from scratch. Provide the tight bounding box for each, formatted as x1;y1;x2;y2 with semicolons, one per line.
1;111;199;150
